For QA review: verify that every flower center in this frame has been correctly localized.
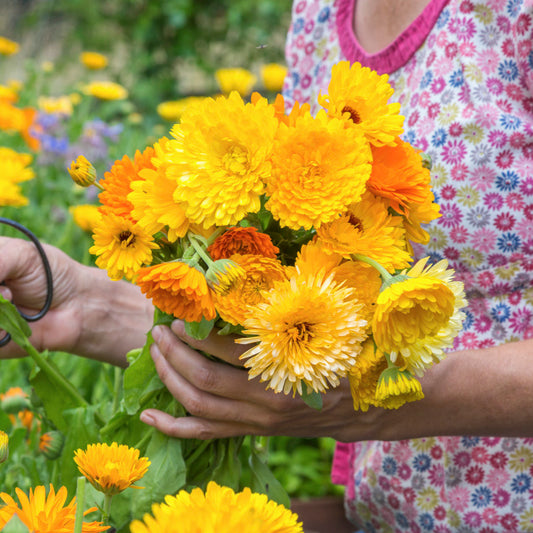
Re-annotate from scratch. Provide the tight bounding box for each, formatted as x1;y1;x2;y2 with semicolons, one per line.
348;214;364;232
118;230;136;247
287;322;313;342
223;145;249;175
342;105;361;124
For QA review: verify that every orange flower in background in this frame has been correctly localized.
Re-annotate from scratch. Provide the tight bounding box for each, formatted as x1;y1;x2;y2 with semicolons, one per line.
208;226;279;260
266;110;372;230
98;146;156;219
367;139;432;214
0;387;34;430
403;191;441;247
135;261;216;322
0;485;108;533
75;442;150;496
213;254;287;326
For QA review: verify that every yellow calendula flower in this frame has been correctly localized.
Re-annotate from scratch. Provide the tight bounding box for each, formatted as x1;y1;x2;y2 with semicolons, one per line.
84;81;128;101
348;340;388;411
318;60;404;147
215;68;257;97
90;213;158;281
38;95;73;115
128;138;189;241
80;51;108;70
74;442;150;496
375;367;424;409
294;239;343;278
238;269;368;395
0;431;8;463
0;147;35;207
261;63;288;92
0;36;19;56
0;84;18;104
213;254;288;326
69;204;102;233
165;92;278;229
0;485;108;532
372;258;467;375
266;110;372;230
130;481;303;533
317;191;411;272
156;96;205;122
68;155;97;187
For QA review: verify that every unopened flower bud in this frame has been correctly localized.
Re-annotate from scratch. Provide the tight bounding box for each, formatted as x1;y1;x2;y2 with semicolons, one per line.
1;393;31;414
39;431;65;460
206;259;246;295
0;431;8;463
68;155;97;187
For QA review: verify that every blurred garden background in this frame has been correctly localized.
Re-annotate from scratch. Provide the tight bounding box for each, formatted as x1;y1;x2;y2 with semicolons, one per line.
0;1;343;528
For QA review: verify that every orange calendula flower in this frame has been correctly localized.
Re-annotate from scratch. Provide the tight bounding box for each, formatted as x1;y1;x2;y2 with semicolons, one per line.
317;191;411;272
372;258;467;375
165;92;278;229
90;213;159;281
128;138;189;241
68;155;96;187
98;146;156;220
213;254;288;326
238;269;368;395
0;485;108;532
74;442;150;496
135;261;216;322
266;110;372;230
208;226;279;260
403;191;441;247
318;60;404;147
215;68;257;97
80;51;108;70
130;481;303;533
84;81;128;101
367;139;432;214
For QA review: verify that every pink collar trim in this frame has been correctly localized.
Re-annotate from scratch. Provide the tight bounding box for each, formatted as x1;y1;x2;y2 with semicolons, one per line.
336;0;451;74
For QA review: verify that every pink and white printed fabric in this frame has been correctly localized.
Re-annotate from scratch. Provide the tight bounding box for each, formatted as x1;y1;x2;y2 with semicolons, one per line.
283;0;533;530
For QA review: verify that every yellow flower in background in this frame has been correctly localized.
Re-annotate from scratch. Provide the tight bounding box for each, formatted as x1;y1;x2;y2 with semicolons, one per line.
135;261;217;322
69;204;102;233
213;254;287;326
318;60;404;147
80;51;108;70
84;81;128;100
238;270;368;395
90;213;159;281
348;340;388;411
68;155;96;187
156;96;205;122
41;61;54;73
0;147;35;207
261;63;288;92
372;258;467;375
74;442;150;496
0;431;8;463
129;138;189;241
0;36;19;56
130;481;303;533
266;110;372;230
317;191;411;272
38;95;73;115
375;367;424;409
0;485;108;533
167;92;278;229
215;68;257;97
0;84;18;103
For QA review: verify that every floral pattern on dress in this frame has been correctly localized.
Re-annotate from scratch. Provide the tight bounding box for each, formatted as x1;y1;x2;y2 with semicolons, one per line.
283;0;533;530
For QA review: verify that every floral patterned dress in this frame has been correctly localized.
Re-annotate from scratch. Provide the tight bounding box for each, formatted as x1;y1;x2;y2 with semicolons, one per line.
283;0;533;530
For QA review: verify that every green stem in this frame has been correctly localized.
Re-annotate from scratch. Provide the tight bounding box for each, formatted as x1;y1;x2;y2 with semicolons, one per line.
186;439;213;466
352;253;392;281
102;493;113;525
188;234;214;267
111;366;122;415
73;476;86;533
133;426;154;453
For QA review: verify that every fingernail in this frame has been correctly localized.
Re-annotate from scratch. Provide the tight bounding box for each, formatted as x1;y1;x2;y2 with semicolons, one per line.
152;325;163;343
171;320;185;335
140;411;154;425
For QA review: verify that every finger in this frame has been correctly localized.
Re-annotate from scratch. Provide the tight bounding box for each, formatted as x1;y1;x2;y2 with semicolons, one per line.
170;320;250;366
0;285;13;301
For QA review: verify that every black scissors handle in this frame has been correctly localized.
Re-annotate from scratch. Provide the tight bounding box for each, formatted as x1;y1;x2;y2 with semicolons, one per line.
0;218;54;347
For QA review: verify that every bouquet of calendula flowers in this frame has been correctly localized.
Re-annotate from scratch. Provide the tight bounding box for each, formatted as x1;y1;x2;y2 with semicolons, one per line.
79;60;466;413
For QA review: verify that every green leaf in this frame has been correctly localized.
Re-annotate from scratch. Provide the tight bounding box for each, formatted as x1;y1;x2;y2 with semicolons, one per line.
301;383;323;410
0;295;31;349
184;317;215;340
248;450;290;508
3;514;27;533
208;437;243;490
